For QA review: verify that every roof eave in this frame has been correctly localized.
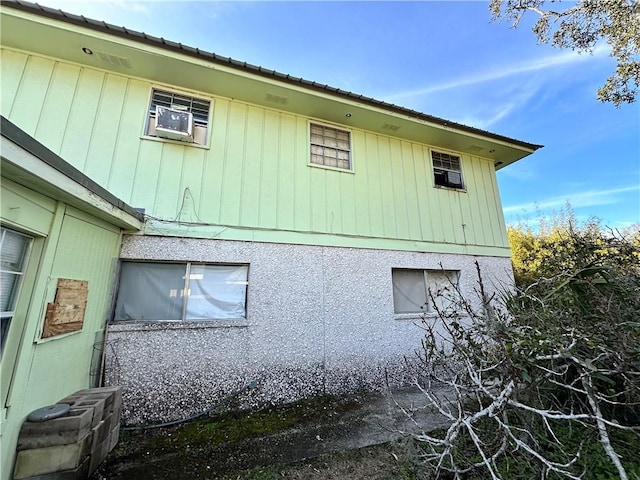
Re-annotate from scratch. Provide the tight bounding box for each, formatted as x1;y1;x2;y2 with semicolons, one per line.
1;1;543;161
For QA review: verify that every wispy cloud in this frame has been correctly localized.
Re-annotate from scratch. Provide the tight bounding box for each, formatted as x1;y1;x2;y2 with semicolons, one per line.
503;185;639;216
384;45;609;102
455;82;542;129
499;163;539;181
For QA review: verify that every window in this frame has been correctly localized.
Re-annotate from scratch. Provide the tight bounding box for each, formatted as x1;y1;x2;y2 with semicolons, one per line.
392;269;459;315
310;123;352;170
145;89;211;145
432;151;464;189
113;262;248;321
1;227;32;357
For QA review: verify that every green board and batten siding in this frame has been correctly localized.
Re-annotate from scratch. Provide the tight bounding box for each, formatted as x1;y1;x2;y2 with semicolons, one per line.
1;177;122;480
1;48;510;256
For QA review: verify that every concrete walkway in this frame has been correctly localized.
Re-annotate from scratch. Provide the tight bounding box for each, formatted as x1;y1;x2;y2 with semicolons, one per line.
282;387;451;456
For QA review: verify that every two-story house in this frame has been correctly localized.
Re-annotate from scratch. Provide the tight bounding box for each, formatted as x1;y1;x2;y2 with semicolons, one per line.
1;1;541;472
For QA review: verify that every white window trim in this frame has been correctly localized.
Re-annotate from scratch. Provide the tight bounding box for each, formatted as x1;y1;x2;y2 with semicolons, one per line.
307;120;355;173
430;149;466;191
142;87;214;149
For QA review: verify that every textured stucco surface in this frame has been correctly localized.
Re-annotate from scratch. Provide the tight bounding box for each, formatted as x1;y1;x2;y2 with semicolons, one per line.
105;236;513;424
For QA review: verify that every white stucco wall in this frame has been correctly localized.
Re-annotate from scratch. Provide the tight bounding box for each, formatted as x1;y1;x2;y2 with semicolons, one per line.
105;235;513;424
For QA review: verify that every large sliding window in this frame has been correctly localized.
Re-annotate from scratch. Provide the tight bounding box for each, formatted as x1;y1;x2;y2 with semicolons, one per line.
1;227;32;357
113;262;248;322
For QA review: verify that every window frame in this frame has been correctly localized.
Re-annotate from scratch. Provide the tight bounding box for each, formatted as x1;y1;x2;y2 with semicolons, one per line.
391;268;460;318
1;227;33;359
431;150;465;190
308;121;354;172
112;261;249;323
143;88;213;148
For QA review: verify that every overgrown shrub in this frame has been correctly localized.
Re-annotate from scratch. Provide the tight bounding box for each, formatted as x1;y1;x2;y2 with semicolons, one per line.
410;219;640;479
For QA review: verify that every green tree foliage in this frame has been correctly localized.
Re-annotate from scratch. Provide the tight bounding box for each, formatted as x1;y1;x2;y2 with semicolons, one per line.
490;0;640;106
508;210;640;286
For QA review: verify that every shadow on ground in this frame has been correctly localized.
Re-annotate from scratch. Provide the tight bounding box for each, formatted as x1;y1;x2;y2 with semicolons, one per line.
92;388;450;479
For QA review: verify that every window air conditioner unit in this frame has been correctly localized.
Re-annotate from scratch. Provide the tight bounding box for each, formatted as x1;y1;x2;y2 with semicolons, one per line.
155;106;194;142
445;171;463;188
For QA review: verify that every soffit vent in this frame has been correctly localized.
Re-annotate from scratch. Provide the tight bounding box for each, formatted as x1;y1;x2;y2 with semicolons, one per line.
382;123;400;131
265;93;289;105
95;51;132;69
468;145;484;153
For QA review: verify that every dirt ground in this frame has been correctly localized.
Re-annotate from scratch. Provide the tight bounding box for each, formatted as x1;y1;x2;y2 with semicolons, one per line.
216;442;425;480
96;439;426;480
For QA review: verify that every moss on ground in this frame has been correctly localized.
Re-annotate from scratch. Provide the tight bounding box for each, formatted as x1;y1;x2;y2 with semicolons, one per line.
100;394;366;478
132;395;359;451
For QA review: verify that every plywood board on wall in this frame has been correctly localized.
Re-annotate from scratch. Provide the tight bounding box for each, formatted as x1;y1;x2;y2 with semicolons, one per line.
42;278;88;338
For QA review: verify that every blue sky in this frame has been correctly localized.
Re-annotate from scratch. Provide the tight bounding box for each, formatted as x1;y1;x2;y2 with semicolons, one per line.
37;1;640;229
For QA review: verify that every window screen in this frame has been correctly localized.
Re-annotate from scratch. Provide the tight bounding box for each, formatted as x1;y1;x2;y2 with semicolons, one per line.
114;262;248;321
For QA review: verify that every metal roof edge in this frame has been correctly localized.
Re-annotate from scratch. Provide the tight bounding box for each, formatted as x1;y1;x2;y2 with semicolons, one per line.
2;0;543;153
